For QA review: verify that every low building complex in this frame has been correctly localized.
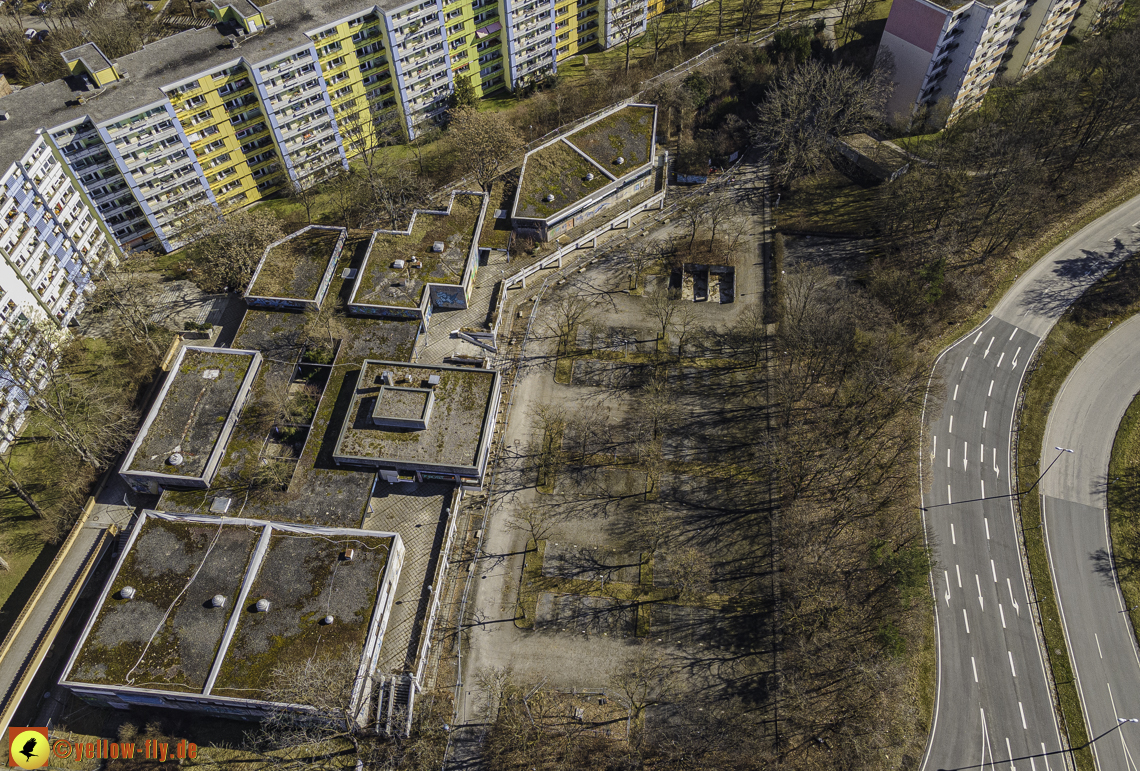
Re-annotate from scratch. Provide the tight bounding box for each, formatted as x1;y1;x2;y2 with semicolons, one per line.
61;510;404;723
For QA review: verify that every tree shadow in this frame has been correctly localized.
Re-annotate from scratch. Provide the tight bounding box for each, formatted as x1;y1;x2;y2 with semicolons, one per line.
1015;241;1132;319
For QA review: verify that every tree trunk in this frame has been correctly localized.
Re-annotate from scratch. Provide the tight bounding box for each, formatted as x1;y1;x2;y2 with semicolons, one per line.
8;481;47;518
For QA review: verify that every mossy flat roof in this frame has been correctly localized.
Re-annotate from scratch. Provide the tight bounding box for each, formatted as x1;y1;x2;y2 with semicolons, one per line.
64;512;400;704
514;104;657;222
248;227;344;301
125;348;259;479
352;194;484;309
212;528;394;697
335;361;498;470
68;516;260;692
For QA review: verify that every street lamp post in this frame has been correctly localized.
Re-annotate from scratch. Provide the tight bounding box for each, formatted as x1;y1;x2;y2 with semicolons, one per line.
1021;446;1074;498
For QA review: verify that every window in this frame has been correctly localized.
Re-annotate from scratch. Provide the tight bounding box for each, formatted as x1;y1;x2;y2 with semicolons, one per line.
477;36;499;49
447;21;465;34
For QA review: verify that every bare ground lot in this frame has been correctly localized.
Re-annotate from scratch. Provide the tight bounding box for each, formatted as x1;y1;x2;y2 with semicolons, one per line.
456;166;777;736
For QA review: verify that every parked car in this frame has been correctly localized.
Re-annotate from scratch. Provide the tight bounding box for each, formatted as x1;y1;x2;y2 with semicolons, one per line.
24;27;37;40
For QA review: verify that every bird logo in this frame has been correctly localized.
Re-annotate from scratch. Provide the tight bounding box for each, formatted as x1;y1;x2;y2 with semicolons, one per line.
7;728;50;769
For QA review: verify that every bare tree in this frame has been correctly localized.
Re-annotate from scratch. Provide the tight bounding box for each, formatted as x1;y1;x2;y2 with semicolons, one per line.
751;59;891;187
179;205;284;293
543;294;592;356
609;643;676;722
673;301;703;356
664;545;712;598
288;178;319;224
647;291;679;347
508;502;556;546
88;253;169;365
446;108;524;190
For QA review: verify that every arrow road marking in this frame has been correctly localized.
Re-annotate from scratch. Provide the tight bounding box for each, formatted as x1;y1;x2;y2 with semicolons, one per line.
1008;578;1021;615
994;448;1000;476
1012;346;1021;368
944;571;951;605
976;574;984;610
985;336;994;357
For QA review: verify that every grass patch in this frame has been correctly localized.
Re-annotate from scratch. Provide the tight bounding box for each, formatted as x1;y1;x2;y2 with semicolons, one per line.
1108;391;1140;645
776;167;883;234
1015;255;1140;771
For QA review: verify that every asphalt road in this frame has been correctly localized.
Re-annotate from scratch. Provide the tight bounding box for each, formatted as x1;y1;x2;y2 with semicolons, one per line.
1039;312;1140;770
922;194;1140;771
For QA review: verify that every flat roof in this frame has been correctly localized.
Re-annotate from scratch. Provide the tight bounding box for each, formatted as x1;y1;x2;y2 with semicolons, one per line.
514;104;657;222
0;0;417;172
350;193;485;310
64;511;400;703
247;225;345;301
123;347;260;480
334;361;498;470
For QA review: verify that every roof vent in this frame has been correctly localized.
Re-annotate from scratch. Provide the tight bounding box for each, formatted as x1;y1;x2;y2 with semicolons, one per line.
427;374;441;386
255;598;270;612
432;241;444;252
211;594;226;608
120;586;136;600
615;156;624;165
544;193;555;202
167;452;184;466
322;615;335;625
584;172;594;181
342;548;355;561
210;496;232;514
381;370;393;385
393;259;405;269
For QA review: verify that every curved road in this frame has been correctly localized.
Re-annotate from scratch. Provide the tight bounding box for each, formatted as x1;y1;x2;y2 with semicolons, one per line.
921;195;1140;771
1040;313;1140;770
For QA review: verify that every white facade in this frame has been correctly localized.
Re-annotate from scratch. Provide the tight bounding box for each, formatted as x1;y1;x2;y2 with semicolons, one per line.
0;135;118;452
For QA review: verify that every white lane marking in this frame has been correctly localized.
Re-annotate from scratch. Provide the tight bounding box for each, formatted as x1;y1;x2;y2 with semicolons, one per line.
983;410;988;428
974;329;984;344
996;351;1005;367
991;559;997;582
944;571;951;605
985;518;990;539
981;479;986;499
1042;743;1052;771
956;564;963;587
1133;219;1140;227
1006;738;1014;766
954;383;959;400
1008;650;1017;677
948;448;952;468
984;336;994;357
964;441;969;469
1010;329;1017;341
1019;701;1027;730
949;415;954;433
972;656;978;682
963;608;970;633
948;485;952;504
1008;578;1021;615
988;379;994;396
1012;346;1021;368
976;574;984;610
961;357;969;372
951;523;956;544
1096;633;1103;658
932;435;937;461
981;443;985;462
1032;757;1038;771
999;603;1006;628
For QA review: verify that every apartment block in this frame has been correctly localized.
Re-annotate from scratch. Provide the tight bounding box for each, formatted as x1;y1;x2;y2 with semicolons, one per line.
878;0;1118;126
0;125;119;453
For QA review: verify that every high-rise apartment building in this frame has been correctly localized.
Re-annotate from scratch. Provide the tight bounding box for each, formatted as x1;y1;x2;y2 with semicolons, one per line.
877;0;1122;126
0;122;120;453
